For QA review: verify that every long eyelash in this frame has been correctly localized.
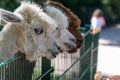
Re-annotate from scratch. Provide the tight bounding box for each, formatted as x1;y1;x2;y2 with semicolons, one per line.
52;27;59;33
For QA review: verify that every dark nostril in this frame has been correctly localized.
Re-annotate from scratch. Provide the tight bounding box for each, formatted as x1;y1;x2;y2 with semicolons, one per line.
70;38;76;42
57;46;61;50
54;42;61;50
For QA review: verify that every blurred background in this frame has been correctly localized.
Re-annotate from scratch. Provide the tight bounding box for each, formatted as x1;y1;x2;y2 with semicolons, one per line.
0;0;120;26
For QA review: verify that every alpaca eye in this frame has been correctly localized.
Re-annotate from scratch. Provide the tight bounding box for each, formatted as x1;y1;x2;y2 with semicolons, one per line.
34;28;43;34
56;27;59;30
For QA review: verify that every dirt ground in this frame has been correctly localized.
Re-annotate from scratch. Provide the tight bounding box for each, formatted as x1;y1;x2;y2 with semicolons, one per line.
97;23;120;75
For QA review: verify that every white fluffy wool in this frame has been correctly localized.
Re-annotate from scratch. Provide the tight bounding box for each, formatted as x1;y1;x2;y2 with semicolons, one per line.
0;1;59;62
45;5;69;28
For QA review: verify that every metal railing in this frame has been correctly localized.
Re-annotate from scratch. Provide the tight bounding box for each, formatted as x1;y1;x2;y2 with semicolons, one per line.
0;26;99;80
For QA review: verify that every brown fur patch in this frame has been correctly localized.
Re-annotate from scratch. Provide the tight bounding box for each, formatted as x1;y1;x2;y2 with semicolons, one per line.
39;1;83;53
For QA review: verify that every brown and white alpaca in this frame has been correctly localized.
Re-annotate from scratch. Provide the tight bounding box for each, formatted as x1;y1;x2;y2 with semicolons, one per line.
38;1;83;53
44;4;77;51
0;1;61;61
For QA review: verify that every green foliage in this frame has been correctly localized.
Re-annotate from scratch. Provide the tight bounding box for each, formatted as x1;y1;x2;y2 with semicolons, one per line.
102;0;120;20
53;0;120;26
0;0;120;25
0;0;19;11
79;0;96;5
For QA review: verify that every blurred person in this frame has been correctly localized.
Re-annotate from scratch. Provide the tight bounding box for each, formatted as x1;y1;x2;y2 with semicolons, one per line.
90;9;106;34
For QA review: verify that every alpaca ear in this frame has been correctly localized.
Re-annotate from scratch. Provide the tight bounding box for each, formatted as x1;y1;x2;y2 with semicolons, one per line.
45;6;69;28
0;19;7;26
0;9;22;23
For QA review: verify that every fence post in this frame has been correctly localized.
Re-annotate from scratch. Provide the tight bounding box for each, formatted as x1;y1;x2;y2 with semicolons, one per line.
79;26;92;80
2;53;36;80
41;57;51;80
90;32;100;80
15;53;36;80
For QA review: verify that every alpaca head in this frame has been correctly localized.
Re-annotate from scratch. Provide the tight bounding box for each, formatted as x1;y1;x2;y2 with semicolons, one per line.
0;2;61;60
42;1;83;53
45;5;77;51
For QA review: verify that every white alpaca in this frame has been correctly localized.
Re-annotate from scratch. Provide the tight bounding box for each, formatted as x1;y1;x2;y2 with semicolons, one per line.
0;2;60;62
45;5;76;51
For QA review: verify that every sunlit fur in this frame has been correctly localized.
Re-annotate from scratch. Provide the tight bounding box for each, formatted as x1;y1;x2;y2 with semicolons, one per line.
0;1;60;62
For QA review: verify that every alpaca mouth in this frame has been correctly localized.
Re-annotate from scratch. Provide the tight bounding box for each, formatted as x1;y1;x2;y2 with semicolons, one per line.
48;49;59;58
52;52;58;58
64;42;76;49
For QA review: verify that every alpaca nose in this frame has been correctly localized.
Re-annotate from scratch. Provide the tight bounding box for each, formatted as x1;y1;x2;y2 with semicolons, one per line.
57;46;61;50
54;42;61;51
70;38;76;42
